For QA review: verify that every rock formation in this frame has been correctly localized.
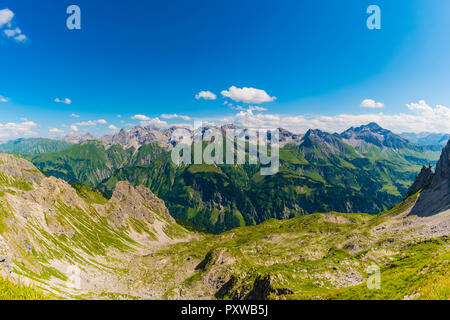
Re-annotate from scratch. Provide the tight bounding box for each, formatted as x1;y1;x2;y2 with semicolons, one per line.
409;139;450;216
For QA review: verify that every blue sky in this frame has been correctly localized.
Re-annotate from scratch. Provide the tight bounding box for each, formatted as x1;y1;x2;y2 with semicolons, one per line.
1;0;450;140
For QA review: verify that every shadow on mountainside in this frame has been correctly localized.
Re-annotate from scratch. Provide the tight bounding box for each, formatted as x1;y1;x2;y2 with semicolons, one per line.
408;139;450;217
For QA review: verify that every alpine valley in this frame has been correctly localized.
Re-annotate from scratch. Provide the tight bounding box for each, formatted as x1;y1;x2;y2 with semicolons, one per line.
0;123;449;300
26;123;442;233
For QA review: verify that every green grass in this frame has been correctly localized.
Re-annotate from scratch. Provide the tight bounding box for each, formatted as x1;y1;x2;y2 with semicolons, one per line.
0;172;33;191
142;199;449;300
0;277;52;300
72;182;108;205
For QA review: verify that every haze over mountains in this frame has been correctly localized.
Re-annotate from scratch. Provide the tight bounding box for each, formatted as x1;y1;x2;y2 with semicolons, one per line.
400;132;450;147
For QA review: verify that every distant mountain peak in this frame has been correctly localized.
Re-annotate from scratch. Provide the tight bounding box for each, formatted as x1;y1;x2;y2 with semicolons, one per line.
61;132;96;144
366;122;382;129
343;122;386;135
304;128;330;138
340;122;411;149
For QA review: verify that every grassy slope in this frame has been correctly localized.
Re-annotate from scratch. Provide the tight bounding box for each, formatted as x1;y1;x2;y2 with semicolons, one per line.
0;160;190;299
0;277;52;300
144;192;449;300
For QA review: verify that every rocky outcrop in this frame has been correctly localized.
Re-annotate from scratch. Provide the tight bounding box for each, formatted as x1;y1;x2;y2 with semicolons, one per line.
135;185;173;221
0;235;12;278
0;153;191;299
277;128;303;146
244;275;294;300
0;153;44;184
432;140;450;186
105;181;174;227
406;165;434;198
409;139;450;217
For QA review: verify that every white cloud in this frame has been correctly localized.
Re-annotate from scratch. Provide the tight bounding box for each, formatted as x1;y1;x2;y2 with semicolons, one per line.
4;27;20;37
249;106;267;112
75;120;96;126
0;95;9;102
195;91;217;100
360;99;384;109
14;34;26;42
161;113;191;121
55;98;72;105
0;9;14;27
131;114;167;127
49;128;64;133
74;119;107;126
221;86;276;104
140;117;168;127
108;124;119;131
0;9;27;43
70;125;78;132
0;120;38;139
131;114;151;121
71;113;80;118
233;105;267;112
203;100;450;134
406;99;433;114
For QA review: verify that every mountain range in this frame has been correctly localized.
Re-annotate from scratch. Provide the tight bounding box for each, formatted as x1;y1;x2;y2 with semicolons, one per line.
0;137;449;299
399;132;450;147
0;138;72;156
11;123;438;233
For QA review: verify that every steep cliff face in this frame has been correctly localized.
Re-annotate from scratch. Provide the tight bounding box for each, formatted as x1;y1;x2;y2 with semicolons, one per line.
405;165;434;198
432;140;450;186
409;140;450;217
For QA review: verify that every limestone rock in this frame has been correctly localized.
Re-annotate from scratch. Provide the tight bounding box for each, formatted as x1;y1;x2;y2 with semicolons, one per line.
406;165;433;198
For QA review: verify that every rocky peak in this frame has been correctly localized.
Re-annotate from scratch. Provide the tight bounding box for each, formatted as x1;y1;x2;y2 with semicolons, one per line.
277;128;303;146
107;181;174;227
340;122;411;149
431;139;450;186
301;129;345;153
408;139;450;217
100;125;175;150
405;164;434;198
0;153;44;184
304;129;328;139
61;132;96;144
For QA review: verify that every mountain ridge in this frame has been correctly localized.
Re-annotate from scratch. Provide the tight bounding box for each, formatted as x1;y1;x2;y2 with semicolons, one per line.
25;123;442;233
